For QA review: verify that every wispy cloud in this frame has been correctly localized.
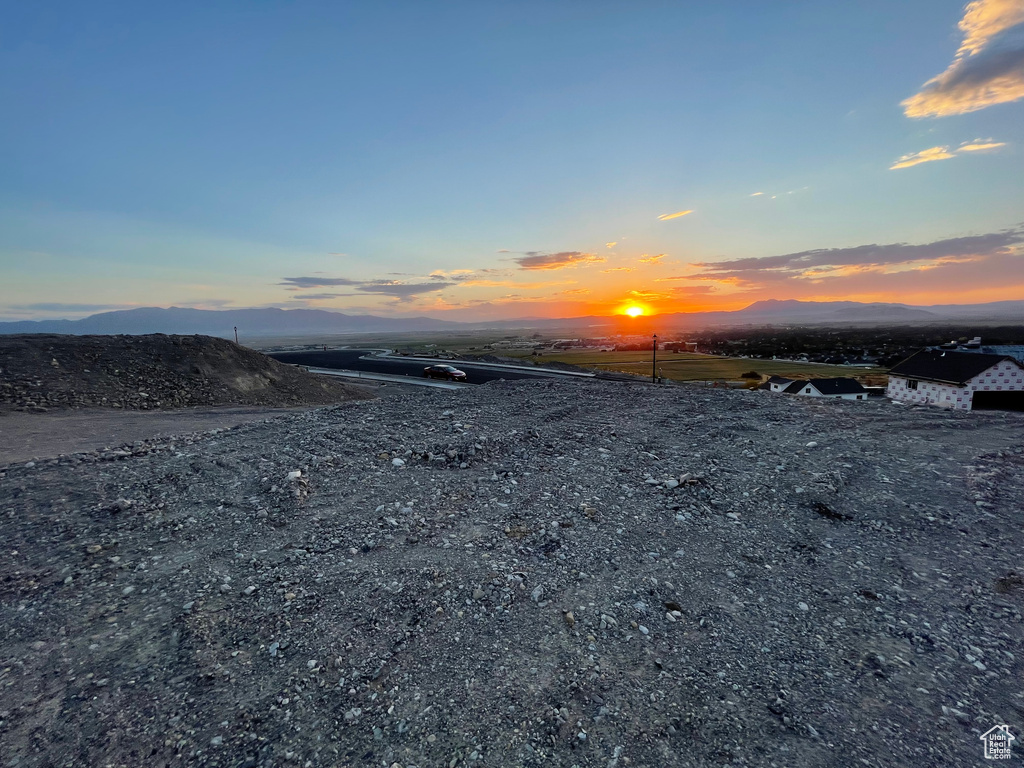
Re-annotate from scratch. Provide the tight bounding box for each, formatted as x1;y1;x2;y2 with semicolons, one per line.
889;146;958;169
670;285;717;295
428;269;476;281
512;251;605;270
688;229;1024;287
357;282;457;297
902;0;1024;117
657;210;693;221
280;276;363;288
890;138;1007;169
957;0;1024;56
605;241;618;248
639;253;665;264
750;192;764;197
601;266;634;273
957;138;1008;151
280;276;454;299
625;289;670;301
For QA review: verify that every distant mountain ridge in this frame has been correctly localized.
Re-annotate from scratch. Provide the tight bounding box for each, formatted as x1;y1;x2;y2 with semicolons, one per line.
0;306;464;338
0;299;1021;337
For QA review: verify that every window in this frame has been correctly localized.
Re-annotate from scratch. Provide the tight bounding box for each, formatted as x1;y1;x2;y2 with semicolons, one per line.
805;388;811;394
907;379;918;390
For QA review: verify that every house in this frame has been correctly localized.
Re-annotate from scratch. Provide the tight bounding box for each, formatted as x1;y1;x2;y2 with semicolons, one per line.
933;336;1024;365
887;349;1024;411
781;377;867;400
760;375;794;392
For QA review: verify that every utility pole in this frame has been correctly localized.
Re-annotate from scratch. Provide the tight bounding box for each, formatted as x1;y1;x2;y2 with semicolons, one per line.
652;334;658;383
234;326;238;345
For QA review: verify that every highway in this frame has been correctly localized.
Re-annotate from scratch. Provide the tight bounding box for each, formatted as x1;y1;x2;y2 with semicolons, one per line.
267;349;575;385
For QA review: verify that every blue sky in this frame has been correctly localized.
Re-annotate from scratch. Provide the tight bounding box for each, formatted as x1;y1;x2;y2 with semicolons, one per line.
2;0;1023;320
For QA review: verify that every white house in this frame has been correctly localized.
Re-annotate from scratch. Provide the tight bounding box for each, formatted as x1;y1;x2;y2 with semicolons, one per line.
887;349;1024;411
762;375;794;392
781;377;867;400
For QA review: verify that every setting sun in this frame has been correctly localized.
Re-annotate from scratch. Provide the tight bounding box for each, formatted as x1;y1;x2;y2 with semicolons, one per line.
625;306;644;317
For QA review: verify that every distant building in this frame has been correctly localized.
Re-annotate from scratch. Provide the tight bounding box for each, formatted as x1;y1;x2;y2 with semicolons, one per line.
932;336;1024;366
887;349;1024;411
761;375;794;392
779;377;867;400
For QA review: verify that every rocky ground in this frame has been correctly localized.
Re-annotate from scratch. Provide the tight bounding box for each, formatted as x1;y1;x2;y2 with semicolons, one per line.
1;379;1022;768
0;334;372;412
0;407;322;465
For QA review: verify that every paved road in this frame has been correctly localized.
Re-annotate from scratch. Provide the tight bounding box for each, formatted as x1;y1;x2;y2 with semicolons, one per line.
268;350;557;385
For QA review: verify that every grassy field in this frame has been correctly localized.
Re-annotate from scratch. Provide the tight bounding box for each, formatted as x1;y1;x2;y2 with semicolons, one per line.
501;349;888;384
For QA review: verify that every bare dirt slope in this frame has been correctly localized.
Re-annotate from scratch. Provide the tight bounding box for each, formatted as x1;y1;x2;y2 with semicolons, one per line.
1;379;1022;768
0;334;373;412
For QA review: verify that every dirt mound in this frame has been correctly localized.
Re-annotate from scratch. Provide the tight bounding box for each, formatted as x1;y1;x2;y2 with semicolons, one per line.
0;334;373;412
1;379;1021;767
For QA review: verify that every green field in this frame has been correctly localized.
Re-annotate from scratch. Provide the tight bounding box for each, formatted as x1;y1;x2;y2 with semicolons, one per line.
502;349;887;384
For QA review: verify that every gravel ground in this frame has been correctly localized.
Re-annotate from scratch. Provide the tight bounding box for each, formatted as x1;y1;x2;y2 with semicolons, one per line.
1;379;1022;768
0;407;321;465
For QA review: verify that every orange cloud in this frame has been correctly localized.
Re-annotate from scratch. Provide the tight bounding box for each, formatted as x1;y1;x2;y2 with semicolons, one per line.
656;210;693;221
957;138;1007;151
957;0;1024;56
639;253;665;264
890;140;1007;169
889;146;957;169
513;251;605;270
902;0;1024;117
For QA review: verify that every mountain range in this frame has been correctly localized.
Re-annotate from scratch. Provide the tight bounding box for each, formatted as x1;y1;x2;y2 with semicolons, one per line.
0;299;1021;338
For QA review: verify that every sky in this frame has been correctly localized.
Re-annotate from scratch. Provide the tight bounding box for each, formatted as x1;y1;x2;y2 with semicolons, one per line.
1;0;1023;322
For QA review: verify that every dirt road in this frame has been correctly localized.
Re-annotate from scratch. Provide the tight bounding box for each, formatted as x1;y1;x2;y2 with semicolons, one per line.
0;406;316;464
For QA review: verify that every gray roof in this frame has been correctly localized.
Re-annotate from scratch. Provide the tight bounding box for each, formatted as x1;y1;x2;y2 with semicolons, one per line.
889;349;1018;385
783;377;865;395
808;377;867;395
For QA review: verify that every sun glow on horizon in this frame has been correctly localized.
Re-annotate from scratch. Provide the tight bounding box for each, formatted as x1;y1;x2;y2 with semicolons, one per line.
625;306;644;317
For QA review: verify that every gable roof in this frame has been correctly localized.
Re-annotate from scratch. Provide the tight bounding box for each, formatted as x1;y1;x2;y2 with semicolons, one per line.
807;377;866;395
889;349;1019;385
766;375;793;384
782;378;865;395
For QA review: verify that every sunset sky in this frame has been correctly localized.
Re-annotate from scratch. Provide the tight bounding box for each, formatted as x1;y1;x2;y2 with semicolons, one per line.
2;1;1023;321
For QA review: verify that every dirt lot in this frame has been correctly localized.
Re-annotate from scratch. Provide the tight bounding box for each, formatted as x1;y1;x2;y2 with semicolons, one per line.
1;379;1022;767
0;407;320;465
